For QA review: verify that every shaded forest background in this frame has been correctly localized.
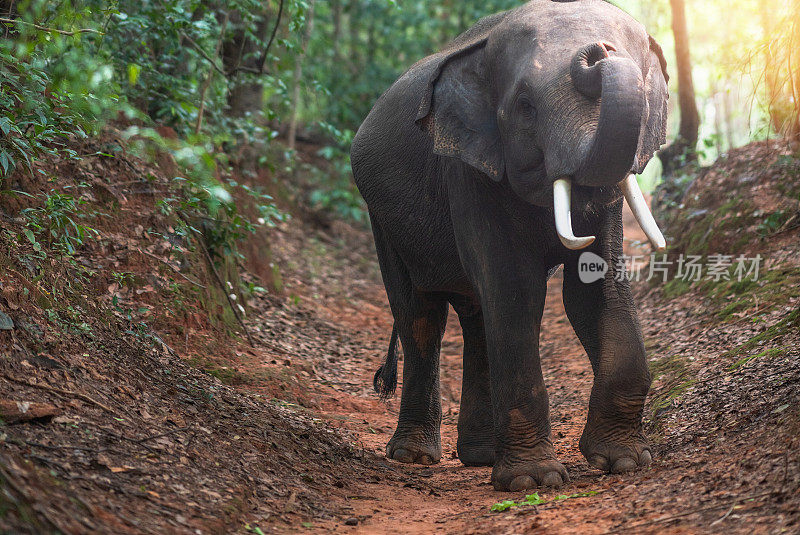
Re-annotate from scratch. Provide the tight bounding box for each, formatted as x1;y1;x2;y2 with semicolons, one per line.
0;0;798;326
0;0;800;325
2;0;799;197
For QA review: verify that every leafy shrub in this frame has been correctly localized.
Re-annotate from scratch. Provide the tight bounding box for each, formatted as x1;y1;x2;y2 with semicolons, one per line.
20;187;99;256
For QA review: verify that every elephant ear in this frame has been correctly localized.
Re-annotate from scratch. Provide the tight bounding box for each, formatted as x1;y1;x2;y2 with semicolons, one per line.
633;35;670;174
415;35;504;181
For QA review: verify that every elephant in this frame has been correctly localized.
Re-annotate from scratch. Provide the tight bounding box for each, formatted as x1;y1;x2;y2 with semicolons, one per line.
350;0;669;491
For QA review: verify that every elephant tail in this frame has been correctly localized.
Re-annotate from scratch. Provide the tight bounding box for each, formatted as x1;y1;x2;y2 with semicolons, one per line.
373;325;399;400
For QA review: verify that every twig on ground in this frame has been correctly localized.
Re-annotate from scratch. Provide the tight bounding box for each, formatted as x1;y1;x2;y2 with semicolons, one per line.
28;454;70;472
709;503;736;526
2;373;124;419
2;433;106;453
103;179;150;187
261;339;290;355
134;248;207;289
132;426;190;445
24;440;105;453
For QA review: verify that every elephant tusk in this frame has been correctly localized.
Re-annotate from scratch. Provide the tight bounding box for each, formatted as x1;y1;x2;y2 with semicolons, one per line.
553;178;596;250
620;174;667;252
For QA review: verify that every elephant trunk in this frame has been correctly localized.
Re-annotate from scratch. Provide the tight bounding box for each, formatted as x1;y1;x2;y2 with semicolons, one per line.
571;44;645;187
552;45;665;252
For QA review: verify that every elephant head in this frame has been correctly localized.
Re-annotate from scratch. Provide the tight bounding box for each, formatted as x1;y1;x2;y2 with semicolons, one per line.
415;0;668;251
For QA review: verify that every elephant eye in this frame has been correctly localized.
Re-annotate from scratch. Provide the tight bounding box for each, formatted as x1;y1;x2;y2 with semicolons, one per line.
518;98;537;120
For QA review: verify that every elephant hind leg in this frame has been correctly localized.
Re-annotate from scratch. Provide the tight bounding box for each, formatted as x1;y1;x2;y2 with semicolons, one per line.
452;301;494;466
371;217;448;465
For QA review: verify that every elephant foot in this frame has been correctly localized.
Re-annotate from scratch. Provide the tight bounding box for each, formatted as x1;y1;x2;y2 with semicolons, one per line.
491;444;569;491
579;424;652;474
386;426;441;465
456;439;494;466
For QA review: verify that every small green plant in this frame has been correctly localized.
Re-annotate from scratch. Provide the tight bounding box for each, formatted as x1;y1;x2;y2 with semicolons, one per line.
729;345;790;370
757;210;791;236
490;491;599;512
111;271;135;287
244;524;266;535
20;188;99;256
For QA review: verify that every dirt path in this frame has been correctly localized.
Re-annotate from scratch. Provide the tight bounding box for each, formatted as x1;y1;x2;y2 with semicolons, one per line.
1;139;796;534
308;275;612;534
242;206;796;534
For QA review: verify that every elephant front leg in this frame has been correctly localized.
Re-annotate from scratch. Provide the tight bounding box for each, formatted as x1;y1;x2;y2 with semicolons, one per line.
483;276;569;491
563;254;652;474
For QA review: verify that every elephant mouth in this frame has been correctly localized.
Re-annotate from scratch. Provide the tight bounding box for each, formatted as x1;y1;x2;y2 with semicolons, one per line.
571;181;624;207
552;175;666;252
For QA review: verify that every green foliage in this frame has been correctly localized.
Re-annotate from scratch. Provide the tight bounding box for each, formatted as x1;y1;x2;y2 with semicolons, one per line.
490;491;599;512
93;0;235;130
665;265;800;324
300;1;521;134
0;0;118;177
729;345;789;370
723;309;800;358
244;523;267;535
20;187;99;256
128;126;286;261
306;123;364;221
757;210;791;236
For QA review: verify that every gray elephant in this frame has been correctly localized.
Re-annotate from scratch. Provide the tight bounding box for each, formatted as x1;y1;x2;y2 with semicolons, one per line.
351;0;668;491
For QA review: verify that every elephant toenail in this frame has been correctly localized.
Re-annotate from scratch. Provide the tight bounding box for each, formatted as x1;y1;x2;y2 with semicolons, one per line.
509;475;536;492
611;457;637;473
640;450;652;466
541;471;564;487
392;448;414;463
418;454;434;465
590;454;610;471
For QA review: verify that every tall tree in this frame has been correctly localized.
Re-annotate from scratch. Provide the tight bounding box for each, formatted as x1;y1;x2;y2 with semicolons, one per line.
221;8;272;117
652;0;700;222
658;0;700;176
287;0;316;151
790;0;800;141
757;0;799;141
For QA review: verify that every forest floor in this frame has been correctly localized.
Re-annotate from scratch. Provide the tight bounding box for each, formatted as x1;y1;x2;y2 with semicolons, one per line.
0;139;799;533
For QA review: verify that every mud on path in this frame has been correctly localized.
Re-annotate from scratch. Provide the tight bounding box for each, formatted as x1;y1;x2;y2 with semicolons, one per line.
256;205;800;534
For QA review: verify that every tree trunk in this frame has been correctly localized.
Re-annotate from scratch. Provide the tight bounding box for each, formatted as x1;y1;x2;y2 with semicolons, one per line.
722;85;735;149
712;86;723;156
760;6;782;135
332;0;343;64
348;0;361;75
222;8;271;117
653;0;700;224
790;0;800;141
287;0;316;152
657;0;700;176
